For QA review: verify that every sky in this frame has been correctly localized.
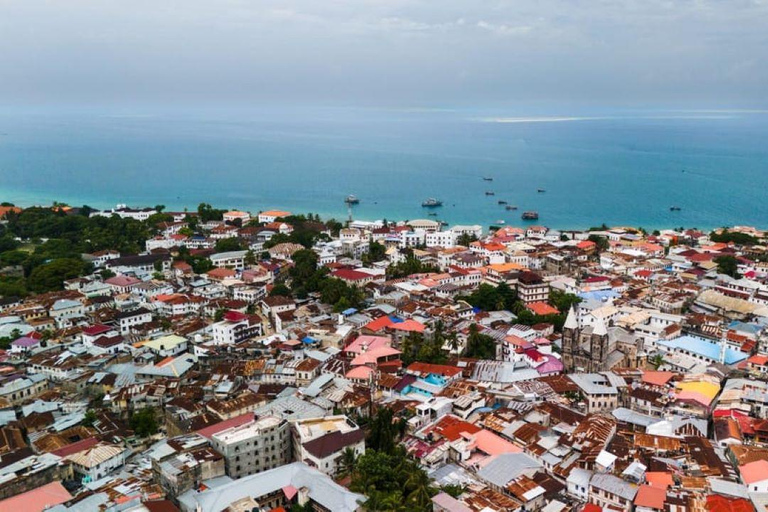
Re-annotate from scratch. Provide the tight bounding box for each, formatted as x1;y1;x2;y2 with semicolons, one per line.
1;0;767;107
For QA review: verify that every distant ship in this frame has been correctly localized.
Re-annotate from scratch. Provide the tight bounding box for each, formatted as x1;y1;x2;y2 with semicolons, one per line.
670;206;682;211
485;191;495;196
422;198;443;207
498;200;507;205
505;205;518;211
522;211;539;220
537;188;546;193
483;177;493;181
345;195;360;205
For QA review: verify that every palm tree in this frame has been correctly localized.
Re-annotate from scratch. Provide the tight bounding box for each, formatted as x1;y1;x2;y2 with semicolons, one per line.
407;483;433;510
381;491;409;512
447;332;460;355
337;447;358;478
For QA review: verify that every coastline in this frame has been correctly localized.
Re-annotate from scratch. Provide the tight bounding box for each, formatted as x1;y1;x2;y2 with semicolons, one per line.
0;190;752;234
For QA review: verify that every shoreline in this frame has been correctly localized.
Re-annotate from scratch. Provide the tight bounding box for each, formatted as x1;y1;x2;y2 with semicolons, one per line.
0;192;751;234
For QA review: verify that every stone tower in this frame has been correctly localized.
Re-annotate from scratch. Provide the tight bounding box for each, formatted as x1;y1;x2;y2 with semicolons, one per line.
589;316;609;371
562;306;578;372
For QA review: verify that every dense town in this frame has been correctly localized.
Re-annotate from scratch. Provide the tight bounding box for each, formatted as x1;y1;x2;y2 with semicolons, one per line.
2;202;768;512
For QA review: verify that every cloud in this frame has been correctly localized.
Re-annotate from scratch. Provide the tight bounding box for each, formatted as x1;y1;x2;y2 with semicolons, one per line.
0;0;766;106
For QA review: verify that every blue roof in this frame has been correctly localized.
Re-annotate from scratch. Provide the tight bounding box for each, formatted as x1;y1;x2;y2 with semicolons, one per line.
658;335;748;365
301;336;317;344
472;307;482;314
578;290;620;302
388;316;404;323
728;321;761;335
342;308;358;316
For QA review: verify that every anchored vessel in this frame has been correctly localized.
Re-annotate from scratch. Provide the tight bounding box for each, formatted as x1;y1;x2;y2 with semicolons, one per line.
522;211;539;220
421;198;443;208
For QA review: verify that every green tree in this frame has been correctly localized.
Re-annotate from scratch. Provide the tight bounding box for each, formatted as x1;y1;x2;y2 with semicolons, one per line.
386;256;440;279
269;283;292;297
588;234;610;252
363;241;387;264
337;446;359;478
130;407;159;437
197;203;225;222
215;237;244;252
549;289;582;314
715;255;741;278
710;229;760;246
83;409;98;427
27;258;85;293
464;324;497;359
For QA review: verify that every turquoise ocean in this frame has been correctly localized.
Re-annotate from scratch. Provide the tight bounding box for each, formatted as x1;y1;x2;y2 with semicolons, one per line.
1;106;767;230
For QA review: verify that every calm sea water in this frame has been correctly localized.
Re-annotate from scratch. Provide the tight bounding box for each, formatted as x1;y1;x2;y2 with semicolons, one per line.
0;106;767;230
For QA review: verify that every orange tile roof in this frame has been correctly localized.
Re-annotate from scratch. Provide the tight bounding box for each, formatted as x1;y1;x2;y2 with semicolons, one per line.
526;302;560;316
645;471;674;489
739;459;768;484
635;485;666;510
388;319;426;333
642;371;676;387
0;481;71;511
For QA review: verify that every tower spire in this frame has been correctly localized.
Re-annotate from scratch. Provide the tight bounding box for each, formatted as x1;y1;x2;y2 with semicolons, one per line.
564;306;578;330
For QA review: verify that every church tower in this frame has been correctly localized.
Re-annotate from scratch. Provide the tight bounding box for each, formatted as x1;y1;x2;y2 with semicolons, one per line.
590;316;609;371
562;306;578;372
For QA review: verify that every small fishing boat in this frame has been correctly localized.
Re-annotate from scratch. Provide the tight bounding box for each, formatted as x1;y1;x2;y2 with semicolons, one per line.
505;205;518;211
497;200;507;205
537;188;546;193
422;198;443;207
427;212;438;217
345;195;360;205
495;220;506;225
485;191;495;196
669;206;682;211
483;177;493;181
522;211;539;220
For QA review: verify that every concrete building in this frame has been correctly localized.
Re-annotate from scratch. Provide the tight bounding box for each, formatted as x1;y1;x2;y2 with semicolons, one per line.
210;415;291;478
291;415;365;476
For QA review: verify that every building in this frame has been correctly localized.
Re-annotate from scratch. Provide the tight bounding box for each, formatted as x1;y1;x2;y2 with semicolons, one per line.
517;271;549;304
589;473;638;512
569;373;620;414
178;462;364;512
210;415;291;478
65;442;126;482
258;210;292;223
142;334;189;358
223;210;251;225
291;415;365;476
210;250;248;270
211;311;263;345
116;307;153;334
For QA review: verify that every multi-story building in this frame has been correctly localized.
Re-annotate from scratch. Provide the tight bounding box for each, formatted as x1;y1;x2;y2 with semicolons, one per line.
517;271;549;304
210;415;291;478
211;311;263;345
291;416;365;476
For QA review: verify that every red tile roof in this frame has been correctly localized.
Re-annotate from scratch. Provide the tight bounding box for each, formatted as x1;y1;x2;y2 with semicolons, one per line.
196;413;253;439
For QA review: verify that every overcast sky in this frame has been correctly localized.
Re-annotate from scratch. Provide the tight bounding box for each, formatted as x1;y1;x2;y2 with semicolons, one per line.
1;0;767;107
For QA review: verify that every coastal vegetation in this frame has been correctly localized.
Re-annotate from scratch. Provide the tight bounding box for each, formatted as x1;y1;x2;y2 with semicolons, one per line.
350;408;437;512
459;283;581;332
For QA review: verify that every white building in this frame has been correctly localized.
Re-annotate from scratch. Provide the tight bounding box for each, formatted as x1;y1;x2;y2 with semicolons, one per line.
291;416;365;476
